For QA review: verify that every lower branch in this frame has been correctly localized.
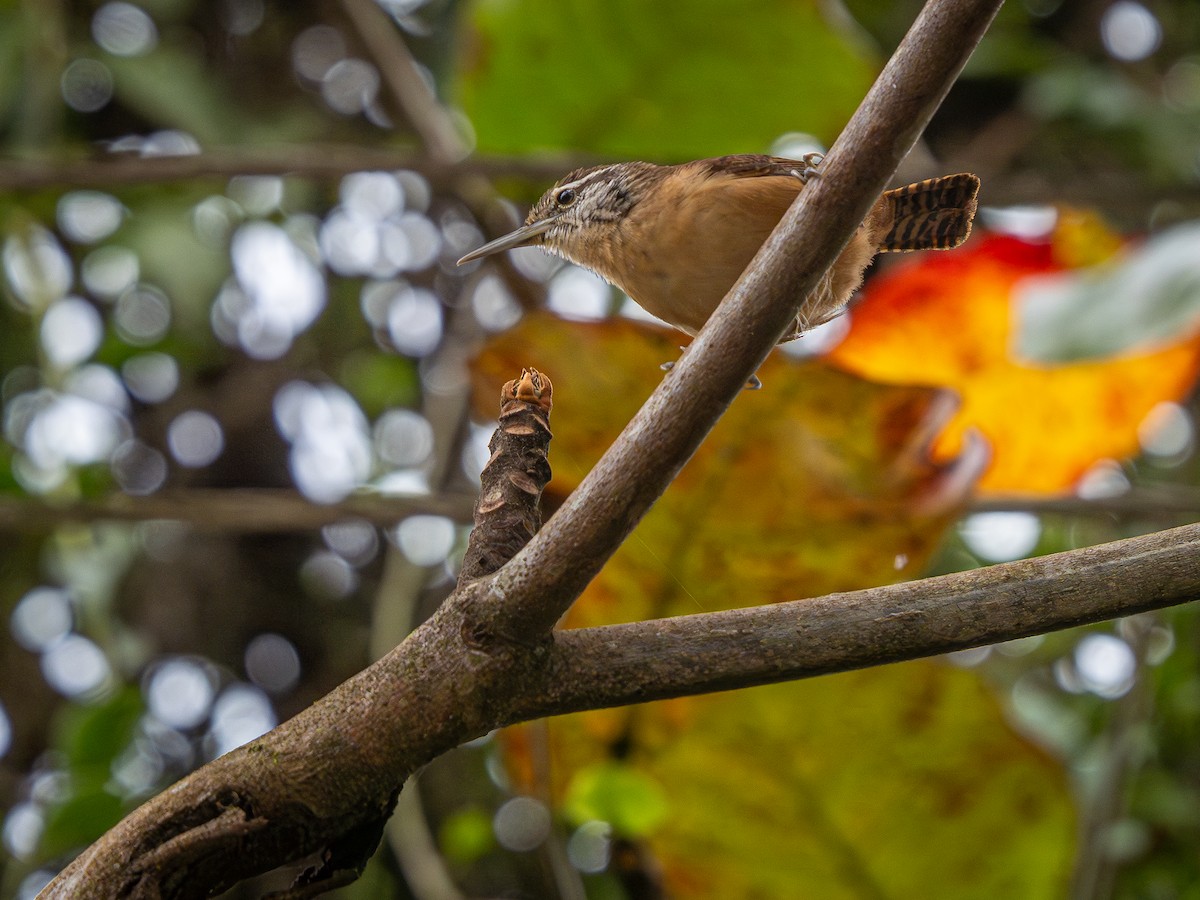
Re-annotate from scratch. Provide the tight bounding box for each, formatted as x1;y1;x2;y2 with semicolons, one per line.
514;522;1200;718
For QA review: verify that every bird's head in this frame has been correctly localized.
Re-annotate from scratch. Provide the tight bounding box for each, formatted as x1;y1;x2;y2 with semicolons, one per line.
456;162;660;267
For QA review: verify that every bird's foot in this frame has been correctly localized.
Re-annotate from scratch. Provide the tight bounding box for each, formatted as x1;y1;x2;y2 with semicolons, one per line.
660;359;762;390
790;152;825;184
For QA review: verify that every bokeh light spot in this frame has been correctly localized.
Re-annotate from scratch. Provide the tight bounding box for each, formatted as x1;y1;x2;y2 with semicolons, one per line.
1074;633;1137;698
146;658;215;729
472;274;522;332
1138;401;1192;459
322;519;379;566
41;634;111;698
291;24;346;82
111;439;168;495
567;820;612;873
393;515;456;566
3;804;43;860
82;245;139;298
41;297;103;369
227;176;283;217
274;381;372;503
959;511;1041;562
374;408;434;467
0;702;11;760
228;222;325;359
58;191;125;244
299;549;358;600
493;796;551;852
10;586;73;651
386;284;443;356
244;633;302;695
209;684;275;757
167;410;224;468
3;226;72;311
548;265;610;321
92;2;158;56
61;58;114;112
122;352;179;403
115;285;172;345
221;0;265;35
1100;1;1161;62
321;58;379;115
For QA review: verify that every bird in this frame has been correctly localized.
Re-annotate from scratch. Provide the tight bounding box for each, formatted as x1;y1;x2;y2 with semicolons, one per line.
458;153;979;346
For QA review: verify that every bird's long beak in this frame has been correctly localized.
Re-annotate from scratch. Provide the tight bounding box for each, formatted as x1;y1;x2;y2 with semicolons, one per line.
456;217;557;265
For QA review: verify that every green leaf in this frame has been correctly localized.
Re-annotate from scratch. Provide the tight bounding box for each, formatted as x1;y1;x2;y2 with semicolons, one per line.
54;687;143;771
455;0;876;159
1016;222;1200;363
112;188;229;323
339;350;420;417
439;806;496;863
39;781;126;859
563;761;669;837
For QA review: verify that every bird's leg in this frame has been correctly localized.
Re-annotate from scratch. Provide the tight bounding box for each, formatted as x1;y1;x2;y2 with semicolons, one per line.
789;152;825;184
660;346;762;390
658;345;689;373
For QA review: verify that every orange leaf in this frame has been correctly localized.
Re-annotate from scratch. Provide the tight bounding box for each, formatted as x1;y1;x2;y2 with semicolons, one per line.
827;233;1200;494
471;312;985;622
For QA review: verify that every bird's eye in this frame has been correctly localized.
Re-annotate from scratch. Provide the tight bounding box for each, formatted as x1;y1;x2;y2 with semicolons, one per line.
555;188;577;207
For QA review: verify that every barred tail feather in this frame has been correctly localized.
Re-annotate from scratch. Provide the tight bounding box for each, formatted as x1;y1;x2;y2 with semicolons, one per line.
882;173;980;251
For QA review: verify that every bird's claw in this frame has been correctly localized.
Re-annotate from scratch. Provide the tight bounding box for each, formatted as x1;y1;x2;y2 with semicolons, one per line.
791;152;825;184
660;359;763;390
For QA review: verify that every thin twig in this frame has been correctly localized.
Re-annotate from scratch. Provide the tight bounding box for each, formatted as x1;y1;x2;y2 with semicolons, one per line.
338;0;467;163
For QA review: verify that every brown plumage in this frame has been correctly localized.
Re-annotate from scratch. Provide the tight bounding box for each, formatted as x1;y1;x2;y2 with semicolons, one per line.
459;154;979;341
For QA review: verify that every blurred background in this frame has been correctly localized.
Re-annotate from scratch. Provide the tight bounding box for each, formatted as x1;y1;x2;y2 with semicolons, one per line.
2;0;1200;897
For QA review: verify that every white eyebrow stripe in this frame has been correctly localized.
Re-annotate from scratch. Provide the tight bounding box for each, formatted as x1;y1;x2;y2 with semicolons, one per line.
555;176;593;192
558;167;621;193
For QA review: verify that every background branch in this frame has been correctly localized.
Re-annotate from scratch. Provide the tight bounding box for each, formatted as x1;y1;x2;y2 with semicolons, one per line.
0;488;475;532
0;145;587;191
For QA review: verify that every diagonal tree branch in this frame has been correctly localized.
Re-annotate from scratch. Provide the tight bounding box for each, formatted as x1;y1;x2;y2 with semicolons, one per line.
485;0;1006;639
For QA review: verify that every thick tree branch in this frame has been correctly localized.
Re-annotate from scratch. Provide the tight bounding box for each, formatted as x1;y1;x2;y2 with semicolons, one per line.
487;0;1006;638
516;523;1200;716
